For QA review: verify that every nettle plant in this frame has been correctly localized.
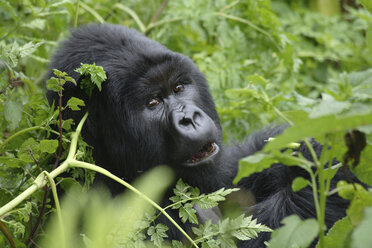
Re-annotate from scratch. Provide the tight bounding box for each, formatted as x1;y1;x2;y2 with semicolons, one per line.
0;65;271;248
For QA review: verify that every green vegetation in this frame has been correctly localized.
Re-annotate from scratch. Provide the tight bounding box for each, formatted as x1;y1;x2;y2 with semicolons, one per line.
1;0;372;247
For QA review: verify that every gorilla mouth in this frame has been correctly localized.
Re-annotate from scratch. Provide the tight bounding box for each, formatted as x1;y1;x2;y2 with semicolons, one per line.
185;142;219;165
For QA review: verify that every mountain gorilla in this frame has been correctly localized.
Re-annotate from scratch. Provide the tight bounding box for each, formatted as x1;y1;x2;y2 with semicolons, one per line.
47;24;350;247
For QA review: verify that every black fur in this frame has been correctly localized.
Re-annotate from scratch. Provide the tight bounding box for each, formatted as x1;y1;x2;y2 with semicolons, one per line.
47;24;350;247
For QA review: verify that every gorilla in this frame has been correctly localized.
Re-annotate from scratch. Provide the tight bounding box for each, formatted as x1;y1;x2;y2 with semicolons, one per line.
47;24;350;247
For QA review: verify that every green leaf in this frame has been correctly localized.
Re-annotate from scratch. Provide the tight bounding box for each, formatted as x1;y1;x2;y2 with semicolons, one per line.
147;224;168;247
52;69;67;78
4;99;23;130
39;139;59;154
18;41;43;58
359;0;372;13
46;77;63;92
321;217;353;248
17;138;40;163
264;113;372;152
66;97;85;111
233;153;276;184
268;215;319;248
75;63;107;95
346;186;372;226
293;92;316;106
4;99;22;130
0;157;24;168
179;203;198;224
172;240;186;248
58;177;83;192
309;94;350;118
352;206;372;248
62;119;74;130
234;151;306;184
352;146;372;186
22;19;46;30
291;177;308;192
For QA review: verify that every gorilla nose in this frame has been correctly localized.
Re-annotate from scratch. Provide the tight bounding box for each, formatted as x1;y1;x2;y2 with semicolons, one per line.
169;105;217;145
178;111;201;129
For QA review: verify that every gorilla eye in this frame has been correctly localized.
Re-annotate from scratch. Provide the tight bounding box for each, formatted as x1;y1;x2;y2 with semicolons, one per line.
173;83;184;93
146;98;160;108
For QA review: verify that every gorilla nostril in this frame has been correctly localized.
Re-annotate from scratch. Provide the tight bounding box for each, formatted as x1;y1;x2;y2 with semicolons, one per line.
179;117;194;127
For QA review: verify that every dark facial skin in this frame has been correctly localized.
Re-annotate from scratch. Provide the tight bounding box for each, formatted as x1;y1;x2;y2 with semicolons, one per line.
139;63;220;168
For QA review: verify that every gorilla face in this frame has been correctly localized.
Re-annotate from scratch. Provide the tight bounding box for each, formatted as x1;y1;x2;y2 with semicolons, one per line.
137;57;220;168
47;24;223;181
110;54;221;169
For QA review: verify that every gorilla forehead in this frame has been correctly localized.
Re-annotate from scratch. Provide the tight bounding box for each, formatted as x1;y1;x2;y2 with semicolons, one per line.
104;50;205;104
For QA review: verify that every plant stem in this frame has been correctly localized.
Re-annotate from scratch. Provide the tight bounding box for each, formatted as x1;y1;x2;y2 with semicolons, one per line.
0;112;197;247
0;220;16;248
114;3;146;32
42;171;65;248
214;12;281;51
69;160;198;248
0;113;87;217
309;171;321;223
318;165;326;248
74;0;80;27
149;0;169;25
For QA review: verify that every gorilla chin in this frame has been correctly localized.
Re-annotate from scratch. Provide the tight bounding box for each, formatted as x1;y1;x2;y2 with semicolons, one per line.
183;142;220;167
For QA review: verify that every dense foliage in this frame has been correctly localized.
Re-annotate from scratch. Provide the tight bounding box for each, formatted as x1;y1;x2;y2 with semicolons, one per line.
1;0;372;247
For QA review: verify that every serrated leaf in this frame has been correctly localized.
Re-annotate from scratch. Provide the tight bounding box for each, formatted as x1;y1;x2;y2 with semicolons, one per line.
52;69;67;78
291;177;309;192
179;203;198;224
147;224;168;247
0;157;24;168
197;197;219;209
46;77;63;92
22;19;46;30
19;41;43;58
172;240;186;248
268;215;318;248
39;139;58;154
4;99;23;130
66;97;85;111
75;63;107;95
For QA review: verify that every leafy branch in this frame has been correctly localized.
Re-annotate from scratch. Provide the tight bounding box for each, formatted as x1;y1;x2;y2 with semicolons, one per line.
0;112;199;248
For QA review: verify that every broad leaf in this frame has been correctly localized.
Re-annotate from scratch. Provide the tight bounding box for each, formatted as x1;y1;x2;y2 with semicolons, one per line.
268;215;318;248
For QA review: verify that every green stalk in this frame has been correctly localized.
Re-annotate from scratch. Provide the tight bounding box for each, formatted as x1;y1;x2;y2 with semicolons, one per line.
0;112;197;247
69;160;198;248
43;171;66;248
0;113;87;217
317;165;326;248
74;0;80;27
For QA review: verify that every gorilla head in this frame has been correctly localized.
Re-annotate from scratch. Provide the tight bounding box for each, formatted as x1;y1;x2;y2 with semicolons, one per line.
47;24;230;192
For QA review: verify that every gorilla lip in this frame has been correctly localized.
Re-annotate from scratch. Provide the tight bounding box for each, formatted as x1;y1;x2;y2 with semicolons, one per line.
185;142;219;165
